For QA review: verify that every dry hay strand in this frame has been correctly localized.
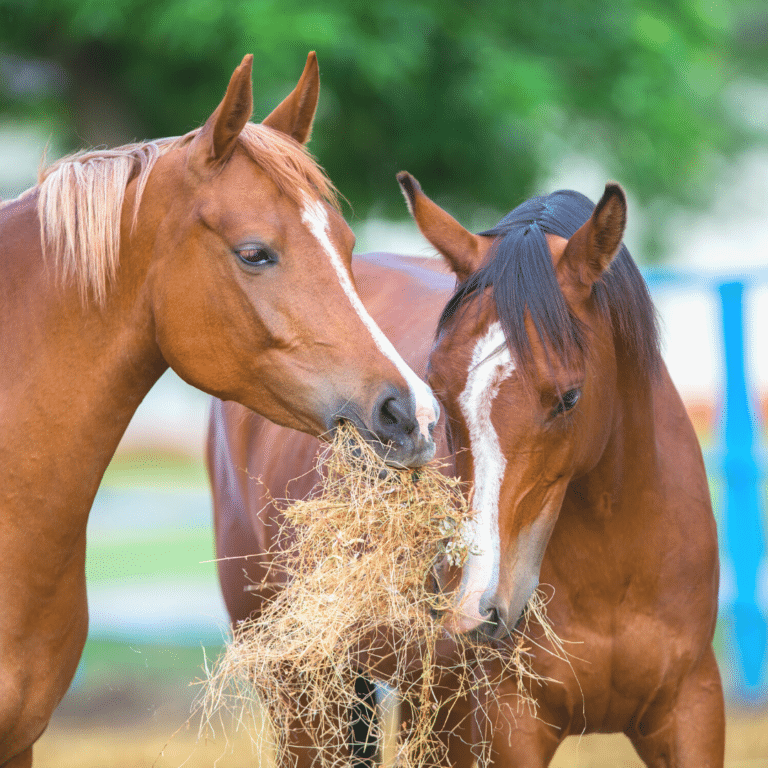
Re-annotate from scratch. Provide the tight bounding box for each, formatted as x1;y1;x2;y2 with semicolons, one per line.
198;423;569;768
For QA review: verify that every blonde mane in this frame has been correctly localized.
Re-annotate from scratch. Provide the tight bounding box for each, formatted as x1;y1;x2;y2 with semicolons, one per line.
37;122;339;305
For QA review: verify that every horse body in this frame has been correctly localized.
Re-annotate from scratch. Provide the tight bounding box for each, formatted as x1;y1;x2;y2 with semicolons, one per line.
0;182;167;765
400;175;723;766
210;182;724;766
0;56;439;767
481;364;722;765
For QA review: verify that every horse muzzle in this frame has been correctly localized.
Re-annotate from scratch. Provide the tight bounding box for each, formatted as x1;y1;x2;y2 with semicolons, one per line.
336;387;439;468
434;552;539;643
444;587;535;642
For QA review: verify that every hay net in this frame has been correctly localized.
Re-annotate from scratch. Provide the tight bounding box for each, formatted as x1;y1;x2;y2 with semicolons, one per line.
198;423;566;768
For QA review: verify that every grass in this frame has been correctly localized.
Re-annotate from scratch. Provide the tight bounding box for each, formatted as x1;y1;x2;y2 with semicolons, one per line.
36;638;241;767
90;446;215;583
101;448;208;490
75;638;220;688
86;530;217;584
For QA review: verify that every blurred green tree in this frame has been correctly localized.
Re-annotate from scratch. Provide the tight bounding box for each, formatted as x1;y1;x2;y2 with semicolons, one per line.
0;0;764;247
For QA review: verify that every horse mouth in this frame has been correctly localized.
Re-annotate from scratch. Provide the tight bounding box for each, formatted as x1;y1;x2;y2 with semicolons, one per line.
514;602;531;631
330;417;436;468
434;592;533;645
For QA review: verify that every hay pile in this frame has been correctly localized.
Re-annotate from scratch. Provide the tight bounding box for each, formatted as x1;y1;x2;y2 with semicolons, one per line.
199;424;566;768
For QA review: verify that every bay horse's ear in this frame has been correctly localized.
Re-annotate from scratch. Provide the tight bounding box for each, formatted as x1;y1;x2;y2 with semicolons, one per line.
397;172;488;283
189;54;254;173
262;52;319;145
557;182;627;302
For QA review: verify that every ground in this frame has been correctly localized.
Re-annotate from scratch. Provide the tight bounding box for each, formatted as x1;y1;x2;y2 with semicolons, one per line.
33;638;768;768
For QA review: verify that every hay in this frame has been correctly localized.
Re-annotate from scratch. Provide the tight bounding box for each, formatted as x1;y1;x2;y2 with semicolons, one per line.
198;423;567;768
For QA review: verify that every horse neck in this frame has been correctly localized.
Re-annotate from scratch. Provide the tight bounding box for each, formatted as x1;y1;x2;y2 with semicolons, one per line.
0;189;166;549
567;355;683;524
561;356;656;524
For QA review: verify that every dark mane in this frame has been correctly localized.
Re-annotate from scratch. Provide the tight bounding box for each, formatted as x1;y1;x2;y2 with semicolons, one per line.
437;189;660;381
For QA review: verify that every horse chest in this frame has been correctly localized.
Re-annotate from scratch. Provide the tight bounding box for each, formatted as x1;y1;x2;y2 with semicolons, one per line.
529;589;695;734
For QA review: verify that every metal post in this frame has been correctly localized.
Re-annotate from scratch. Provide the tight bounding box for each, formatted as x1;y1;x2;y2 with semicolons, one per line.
718;280;767;698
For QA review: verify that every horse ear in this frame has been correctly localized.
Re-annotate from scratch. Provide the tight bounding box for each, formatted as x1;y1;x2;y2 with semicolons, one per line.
261;52;319;145
397;172;488;283
557;182;627;301
189;54;253;173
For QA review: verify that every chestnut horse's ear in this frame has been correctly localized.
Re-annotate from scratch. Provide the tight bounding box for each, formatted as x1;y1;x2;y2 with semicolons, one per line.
189;54;254;173
557;182;627;302
397;172;488;283
262;52;319;145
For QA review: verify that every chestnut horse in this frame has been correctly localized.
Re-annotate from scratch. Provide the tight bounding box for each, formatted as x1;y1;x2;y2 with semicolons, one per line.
0;56;438;766
209;178;724;766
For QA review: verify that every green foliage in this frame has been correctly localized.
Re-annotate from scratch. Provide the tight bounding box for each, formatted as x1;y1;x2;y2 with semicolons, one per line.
0;0;762;240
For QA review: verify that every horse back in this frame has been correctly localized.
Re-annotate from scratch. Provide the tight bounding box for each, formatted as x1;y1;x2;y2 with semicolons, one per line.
208;253;454;624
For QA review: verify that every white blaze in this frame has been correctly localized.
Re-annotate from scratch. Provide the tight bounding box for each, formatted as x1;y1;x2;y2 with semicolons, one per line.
301;197;438;436
456;321;515;630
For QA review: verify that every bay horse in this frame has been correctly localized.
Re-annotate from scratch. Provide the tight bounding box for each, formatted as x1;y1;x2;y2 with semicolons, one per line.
0;55;438;767
209;177;724;766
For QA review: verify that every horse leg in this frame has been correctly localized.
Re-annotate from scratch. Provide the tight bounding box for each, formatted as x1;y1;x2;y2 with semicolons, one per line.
396;684;476;768
471;678;563;768
349;676;378;768
394;672;562;768
627;645;725;768
438;691;476;768
280;684;377;768
479;713;563;768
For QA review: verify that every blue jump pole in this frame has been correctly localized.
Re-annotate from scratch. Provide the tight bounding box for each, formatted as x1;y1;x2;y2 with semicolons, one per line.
718;280;767;699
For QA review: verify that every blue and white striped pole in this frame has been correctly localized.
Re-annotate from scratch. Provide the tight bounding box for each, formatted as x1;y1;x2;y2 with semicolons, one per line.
718;280;767;699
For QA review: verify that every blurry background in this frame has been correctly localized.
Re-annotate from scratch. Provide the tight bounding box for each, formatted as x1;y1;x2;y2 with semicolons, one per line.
1;1;768;765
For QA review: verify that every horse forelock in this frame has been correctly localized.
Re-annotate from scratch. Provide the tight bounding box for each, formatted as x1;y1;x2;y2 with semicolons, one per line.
237;123;339;212
437;190;660;384
36;122;338;306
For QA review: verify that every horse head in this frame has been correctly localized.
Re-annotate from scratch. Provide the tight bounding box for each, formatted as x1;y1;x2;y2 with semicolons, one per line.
117;56;438;466
398;172;638;636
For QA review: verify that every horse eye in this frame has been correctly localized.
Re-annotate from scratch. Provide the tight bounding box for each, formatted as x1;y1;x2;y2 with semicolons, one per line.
236;246;275;267
553;388;581;417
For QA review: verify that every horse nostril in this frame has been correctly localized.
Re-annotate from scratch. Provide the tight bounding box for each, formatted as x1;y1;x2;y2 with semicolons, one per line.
379;397;399;427
365;389;434;467
376;394;417;437
472;607;499;640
